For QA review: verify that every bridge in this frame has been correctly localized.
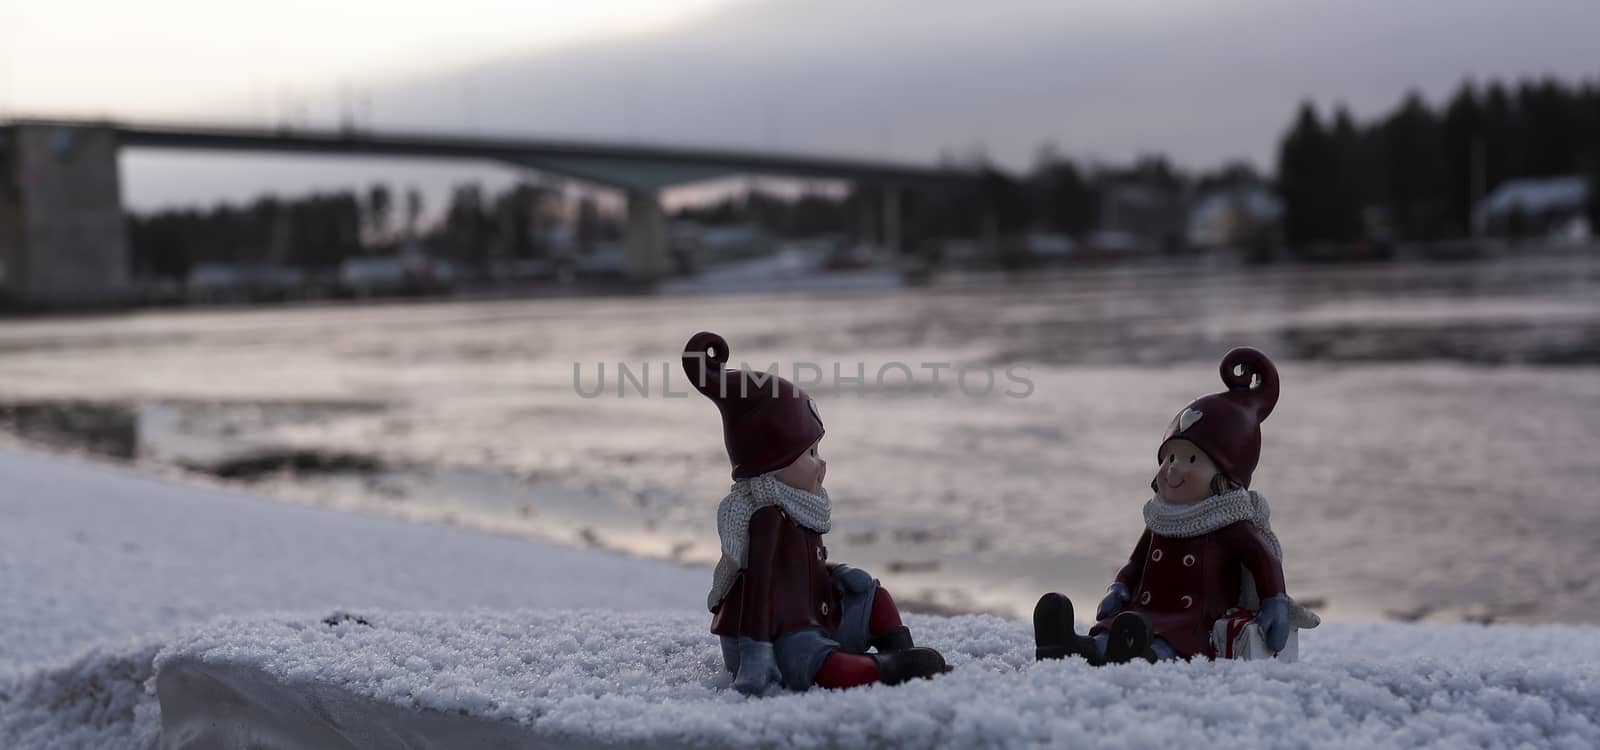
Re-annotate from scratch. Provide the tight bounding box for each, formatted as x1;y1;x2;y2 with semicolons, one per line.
0;118;968;306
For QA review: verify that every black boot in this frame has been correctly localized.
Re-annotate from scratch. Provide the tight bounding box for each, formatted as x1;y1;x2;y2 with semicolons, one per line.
870;647;948;685
1102;611;1156;664
1033;593;1101;665
870;626;914;653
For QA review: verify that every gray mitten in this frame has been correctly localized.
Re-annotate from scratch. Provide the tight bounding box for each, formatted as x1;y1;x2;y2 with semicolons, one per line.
1256;594;1291;652
732;639;782;696
1095;583;1130;621
830;564;876;594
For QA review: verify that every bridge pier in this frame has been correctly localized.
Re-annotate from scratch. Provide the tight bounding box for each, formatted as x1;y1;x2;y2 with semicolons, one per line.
883;186;901;255
623;188;668;281
0;124;130;307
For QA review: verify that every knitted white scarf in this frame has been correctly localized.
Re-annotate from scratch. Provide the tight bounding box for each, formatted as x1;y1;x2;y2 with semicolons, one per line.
1144;488;1282;558
1143;488;1320;628
707;473;832;612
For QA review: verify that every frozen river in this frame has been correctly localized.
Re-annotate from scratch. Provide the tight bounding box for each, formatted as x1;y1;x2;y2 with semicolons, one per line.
1;254;1597;624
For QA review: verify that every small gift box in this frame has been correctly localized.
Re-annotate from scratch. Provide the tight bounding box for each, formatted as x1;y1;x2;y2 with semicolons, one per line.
1210;609;1298;662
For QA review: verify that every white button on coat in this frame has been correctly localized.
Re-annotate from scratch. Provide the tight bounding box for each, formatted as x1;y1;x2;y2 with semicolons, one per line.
1151;549;1164;562
1183;554;1196;567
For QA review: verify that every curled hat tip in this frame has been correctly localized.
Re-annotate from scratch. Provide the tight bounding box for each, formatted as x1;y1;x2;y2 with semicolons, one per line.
682;331;730;396
1219;346;1280;422
684;331;729;368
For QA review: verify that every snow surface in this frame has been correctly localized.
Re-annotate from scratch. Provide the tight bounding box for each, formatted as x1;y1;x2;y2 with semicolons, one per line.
0;445;704;671
5;446;1600;749
152;610;1600;749
0;445;702;747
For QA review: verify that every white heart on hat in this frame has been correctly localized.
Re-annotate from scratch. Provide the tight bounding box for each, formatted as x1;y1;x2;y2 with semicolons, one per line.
1178;408;1204;432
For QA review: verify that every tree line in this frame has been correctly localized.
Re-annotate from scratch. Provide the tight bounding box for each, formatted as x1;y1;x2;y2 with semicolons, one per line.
128;183;616;280
928;76;1600;257
1278;77;1600;248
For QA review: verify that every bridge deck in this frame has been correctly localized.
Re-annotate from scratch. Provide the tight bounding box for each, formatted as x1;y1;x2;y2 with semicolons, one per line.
3;119;965;189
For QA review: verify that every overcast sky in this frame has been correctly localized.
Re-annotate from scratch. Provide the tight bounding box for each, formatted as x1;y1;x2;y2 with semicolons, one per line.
3;0;1596;208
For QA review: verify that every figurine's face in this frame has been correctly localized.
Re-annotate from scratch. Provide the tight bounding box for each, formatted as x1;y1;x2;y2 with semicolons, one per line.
774;440;826;494
1155;438;1218;505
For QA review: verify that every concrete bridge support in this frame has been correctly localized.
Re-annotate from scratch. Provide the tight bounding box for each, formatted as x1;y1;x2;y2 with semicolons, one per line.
623;188;668;281
883;187;901;255
0;124;129;307
854;186;903;254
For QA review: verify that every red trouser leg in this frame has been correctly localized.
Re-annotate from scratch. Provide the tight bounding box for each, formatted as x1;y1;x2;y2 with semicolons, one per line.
868;585;905;637
815;585;913;689
813;650;880;689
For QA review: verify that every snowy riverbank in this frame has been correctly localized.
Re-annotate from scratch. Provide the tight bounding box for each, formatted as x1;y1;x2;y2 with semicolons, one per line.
156;611;1600;749
0;445;701;746
17;610;1600;749
4;447;1598;748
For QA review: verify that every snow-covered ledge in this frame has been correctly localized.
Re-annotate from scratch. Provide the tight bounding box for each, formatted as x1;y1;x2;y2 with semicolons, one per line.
152;609;1600;749
156;657;586;749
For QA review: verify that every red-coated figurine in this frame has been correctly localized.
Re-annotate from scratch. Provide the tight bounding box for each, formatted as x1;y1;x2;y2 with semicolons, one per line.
684;331;947;695
1034;347;1320;664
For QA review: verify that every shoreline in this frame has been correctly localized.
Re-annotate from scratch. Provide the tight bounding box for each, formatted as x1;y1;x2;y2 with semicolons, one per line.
0;420;1553;627
0;430;1005;621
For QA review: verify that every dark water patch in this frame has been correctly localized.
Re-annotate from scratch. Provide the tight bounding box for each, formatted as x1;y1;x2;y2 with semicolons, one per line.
0;398;391;478
0;330;206;356
1273;321;1600;366
892;527;958;544
0;401;139;460
155;399;387;435
989;320;1600;367
895;590;1003;618
185;449;384;481
1384;605;1435;622
577;527;608;550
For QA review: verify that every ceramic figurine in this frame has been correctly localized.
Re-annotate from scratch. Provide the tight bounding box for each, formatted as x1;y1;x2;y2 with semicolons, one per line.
1034;347;1319;665
684;331;948;695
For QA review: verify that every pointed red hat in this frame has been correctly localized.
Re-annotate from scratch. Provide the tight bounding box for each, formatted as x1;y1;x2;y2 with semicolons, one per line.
683;331;825;480
1159;347;1280;489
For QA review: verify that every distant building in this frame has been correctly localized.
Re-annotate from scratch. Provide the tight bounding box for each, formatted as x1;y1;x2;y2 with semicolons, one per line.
1083;230;1143;255
1096;182;1186;254
186;264;308;303
1019;232;1074;261
669;222;775;267
1476;175;1591;242
1187;184;1283;250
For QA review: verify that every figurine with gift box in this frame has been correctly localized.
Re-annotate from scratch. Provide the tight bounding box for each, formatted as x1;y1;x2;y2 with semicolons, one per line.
1034;347;1320;665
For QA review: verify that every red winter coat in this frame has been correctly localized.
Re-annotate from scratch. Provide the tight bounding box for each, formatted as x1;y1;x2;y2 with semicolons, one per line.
1093;521;1285;658
711;506;842;641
